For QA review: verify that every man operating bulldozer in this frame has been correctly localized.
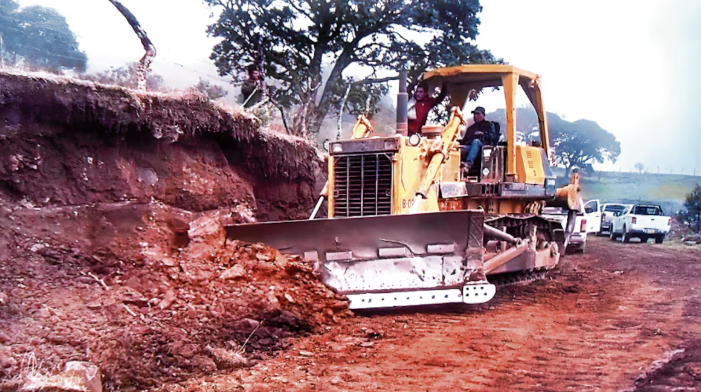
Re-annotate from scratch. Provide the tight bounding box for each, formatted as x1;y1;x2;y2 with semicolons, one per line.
459;106;499;174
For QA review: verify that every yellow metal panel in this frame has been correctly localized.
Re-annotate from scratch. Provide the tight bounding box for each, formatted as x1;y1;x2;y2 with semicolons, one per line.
515;145;546;185
392;136;452;214
351;116;373;139
424;184;440;213
393;141;424;214
502;72;518;179
533;84;551;158
441;150;461;182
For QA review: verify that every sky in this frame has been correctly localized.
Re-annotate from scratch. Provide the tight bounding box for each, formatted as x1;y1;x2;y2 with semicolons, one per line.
13;0;701;174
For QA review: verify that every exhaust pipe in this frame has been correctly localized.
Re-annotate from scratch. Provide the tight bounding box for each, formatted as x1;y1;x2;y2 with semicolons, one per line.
396;69;408;136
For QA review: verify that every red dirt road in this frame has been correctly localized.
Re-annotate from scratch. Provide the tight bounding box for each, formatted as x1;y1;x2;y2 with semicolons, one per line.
174;237;701;392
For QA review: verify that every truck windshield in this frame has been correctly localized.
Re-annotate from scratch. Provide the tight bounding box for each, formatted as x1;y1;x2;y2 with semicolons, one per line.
633;206;663;216
604;205;625;212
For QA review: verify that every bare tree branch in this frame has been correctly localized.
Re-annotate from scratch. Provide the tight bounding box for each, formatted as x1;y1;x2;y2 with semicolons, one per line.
108;0;156;91
351;76;398;85
337;83;351;140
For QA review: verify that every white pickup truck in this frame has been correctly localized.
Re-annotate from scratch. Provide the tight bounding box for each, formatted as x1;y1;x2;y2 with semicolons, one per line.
598;203;628;235
610;204;672;244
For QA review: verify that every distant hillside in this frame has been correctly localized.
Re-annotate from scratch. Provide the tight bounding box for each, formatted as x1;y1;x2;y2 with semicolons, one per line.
565;170;700;214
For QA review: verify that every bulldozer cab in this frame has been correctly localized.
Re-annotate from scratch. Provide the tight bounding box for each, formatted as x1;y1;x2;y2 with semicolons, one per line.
421;65;551;183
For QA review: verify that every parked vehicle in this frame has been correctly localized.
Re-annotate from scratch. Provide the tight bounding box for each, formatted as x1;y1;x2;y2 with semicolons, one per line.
610;204;672;243
543;206;587;253
582;199;602;234
598;203;628;235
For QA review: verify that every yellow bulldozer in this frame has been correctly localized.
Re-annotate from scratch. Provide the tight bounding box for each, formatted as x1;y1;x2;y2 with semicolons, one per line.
226;64;581;310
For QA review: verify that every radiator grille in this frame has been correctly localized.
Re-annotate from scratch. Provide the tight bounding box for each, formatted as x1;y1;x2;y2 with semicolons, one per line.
333;153;393;217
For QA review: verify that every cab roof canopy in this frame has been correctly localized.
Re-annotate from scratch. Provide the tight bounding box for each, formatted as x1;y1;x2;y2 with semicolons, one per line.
421;64;542;110
421;64;551;174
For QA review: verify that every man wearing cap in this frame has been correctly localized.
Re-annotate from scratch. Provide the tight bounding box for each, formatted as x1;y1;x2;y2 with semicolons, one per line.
459;107;498;172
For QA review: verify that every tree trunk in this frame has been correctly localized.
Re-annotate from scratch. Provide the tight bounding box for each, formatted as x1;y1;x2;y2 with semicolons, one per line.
108;0;156;91
306;49;354;138
337;84;352;140
565;165;573;178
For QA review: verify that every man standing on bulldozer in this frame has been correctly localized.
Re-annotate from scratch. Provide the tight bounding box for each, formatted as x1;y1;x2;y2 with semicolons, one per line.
459;106;499;173
407;82;448;135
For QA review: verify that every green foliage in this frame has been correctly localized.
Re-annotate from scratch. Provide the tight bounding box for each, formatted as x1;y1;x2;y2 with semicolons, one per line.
195;78;229;100
83;62;164;91
551;118;621;175
205;0;498;138
679;184;701;233
0;0;86;72
488;108;621;175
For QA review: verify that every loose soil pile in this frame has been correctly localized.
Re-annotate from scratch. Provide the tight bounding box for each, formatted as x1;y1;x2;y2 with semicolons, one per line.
0;209;349;391
0;70;343;391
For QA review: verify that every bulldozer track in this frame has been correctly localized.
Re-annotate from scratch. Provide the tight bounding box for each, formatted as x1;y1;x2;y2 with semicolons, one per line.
488;268;550;287
485;214;562;241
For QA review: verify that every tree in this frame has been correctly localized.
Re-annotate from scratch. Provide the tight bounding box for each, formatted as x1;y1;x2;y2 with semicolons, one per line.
205;0;498;138
634;162;645;173
195;78;229;100
0;0;86;72
108;0;156;91
679;184;701;233
488;108;621;175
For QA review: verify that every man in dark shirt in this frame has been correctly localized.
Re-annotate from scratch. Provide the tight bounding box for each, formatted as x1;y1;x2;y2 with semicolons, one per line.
407;82;447;135
459;106;498;171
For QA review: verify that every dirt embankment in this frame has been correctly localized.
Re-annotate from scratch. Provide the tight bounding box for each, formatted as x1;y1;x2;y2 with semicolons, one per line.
0;70;324;220
0;70;345;391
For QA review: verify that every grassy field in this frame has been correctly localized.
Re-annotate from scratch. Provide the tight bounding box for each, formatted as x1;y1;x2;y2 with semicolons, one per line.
558;170;700;214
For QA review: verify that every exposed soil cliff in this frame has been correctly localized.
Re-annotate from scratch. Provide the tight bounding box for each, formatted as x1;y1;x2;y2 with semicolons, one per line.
0;70;343;391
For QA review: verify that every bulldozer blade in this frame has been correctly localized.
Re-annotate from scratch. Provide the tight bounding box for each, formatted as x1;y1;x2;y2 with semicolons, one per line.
224;210;495;309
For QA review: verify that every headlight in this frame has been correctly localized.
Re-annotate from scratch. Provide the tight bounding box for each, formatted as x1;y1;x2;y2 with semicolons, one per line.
408;133;421;146
331;143;343;153
384;138;398;150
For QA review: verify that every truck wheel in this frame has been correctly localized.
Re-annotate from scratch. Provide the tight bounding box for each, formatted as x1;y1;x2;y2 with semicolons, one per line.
622;226;631;243
655;235;665;244
610;229;617;241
